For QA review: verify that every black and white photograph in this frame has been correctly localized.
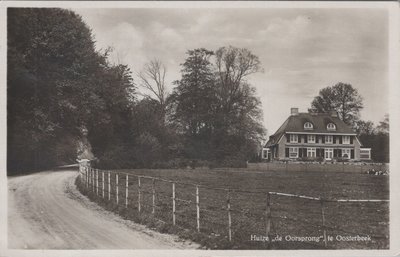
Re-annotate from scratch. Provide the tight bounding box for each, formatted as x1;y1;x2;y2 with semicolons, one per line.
1;1;399;255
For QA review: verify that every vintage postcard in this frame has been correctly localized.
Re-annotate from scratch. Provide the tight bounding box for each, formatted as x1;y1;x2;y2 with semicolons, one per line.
1;1;399;257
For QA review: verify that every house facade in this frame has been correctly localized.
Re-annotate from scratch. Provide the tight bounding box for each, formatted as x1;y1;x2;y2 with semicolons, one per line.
263;108;371;161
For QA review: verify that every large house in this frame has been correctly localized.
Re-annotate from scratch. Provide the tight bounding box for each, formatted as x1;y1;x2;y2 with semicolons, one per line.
262;108;371;161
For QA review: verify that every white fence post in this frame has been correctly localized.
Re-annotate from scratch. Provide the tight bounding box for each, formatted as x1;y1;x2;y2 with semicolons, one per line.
172;182;176;226
152;178;155;214
320;200;328;247
116;173;119;204
102;171;105;198
108;171;111;201
265;192;271;241
85;167;88;188
96;169;99;196
125;174;129;208
196;186;200;232
138;177;141;213
227;190;232;242
91;168;94;192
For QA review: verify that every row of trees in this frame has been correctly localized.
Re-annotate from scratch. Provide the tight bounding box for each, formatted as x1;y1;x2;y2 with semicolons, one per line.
114;47;266;168
309;83;389;162
7;8;265;174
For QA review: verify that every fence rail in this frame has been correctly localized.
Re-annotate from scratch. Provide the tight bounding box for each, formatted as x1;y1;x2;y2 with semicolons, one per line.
77;165;389;249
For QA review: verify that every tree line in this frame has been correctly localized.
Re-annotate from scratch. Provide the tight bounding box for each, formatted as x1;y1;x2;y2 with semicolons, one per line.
7;9;388;175
7;8;265;174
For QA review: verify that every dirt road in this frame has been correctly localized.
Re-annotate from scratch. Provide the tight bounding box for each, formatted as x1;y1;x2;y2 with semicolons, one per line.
8;170;198;249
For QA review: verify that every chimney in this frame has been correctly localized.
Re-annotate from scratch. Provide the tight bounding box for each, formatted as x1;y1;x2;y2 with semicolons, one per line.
330;111;338;117
290;107;299;116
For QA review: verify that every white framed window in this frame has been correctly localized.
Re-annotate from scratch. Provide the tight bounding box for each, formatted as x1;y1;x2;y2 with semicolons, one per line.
342;135;350;144
307;134;315;143
360;148;371;160
289;147;298;158
304;122;313;130
325;135;333;144
290;134;298;143
307;147;316;158
342;148;351;159
325;148;333;160
327;123;336;131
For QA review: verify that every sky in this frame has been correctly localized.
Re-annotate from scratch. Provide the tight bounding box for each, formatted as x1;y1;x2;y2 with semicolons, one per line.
73;8;389;135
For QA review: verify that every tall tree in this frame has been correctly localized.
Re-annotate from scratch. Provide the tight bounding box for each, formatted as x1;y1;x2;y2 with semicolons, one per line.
309;82;363;126
215;46;262;109
138;59;168;120
87;64;137;168
8;8;106;173
213;46;265;161
169;48;217;160
171;49;216;137
171;46;266;164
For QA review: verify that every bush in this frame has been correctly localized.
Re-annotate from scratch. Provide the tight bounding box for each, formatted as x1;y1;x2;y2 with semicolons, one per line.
298;157;314;162
334;157;349;162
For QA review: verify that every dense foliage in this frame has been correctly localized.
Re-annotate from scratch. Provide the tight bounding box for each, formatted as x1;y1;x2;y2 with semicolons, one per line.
7;8;266;174
170;48;265;165
354;115;389;163
8;8;139;173
309;82;363;127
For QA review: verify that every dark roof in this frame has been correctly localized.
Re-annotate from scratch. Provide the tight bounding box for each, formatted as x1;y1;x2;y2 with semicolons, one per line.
265;112;356;147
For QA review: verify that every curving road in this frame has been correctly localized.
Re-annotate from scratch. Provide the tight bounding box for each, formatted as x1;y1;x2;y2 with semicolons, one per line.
8;170;198;249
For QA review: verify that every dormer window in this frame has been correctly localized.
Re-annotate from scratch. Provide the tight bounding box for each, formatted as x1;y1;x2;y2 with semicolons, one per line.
304;122;313;130
327;123;336;131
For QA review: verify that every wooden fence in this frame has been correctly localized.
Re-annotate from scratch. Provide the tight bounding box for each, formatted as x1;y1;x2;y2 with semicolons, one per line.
77;166;389;249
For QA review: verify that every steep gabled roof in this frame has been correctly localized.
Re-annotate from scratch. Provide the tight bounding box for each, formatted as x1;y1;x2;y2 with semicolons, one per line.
265;117;290;147
265;112;356;147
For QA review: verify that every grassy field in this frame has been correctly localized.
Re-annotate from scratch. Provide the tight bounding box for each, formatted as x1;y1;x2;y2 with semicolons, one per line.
77;166;389;249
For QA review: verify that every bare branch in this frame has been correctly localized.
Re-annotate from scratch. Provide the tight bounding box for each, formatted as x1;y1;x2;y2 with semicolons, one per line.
137;59;168;108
